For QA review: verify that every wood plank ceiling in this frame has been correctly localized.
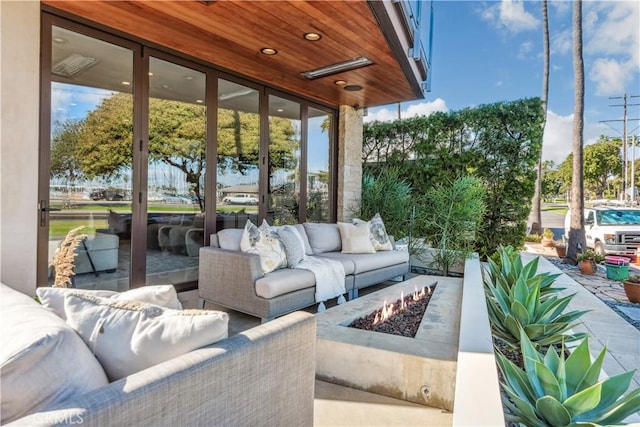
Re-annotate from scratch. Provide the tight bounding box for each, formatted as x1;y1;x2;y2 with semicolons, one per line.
41;0;424;109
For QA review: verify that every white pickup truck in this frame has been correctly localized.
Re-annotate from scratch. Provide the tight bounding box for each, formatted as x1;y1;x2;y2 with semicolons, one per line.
565;206;640;256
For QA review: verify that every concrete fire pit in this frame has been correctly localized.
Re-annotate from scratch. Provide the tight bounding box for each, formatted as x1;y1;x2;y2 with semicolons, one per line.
315;275;462;411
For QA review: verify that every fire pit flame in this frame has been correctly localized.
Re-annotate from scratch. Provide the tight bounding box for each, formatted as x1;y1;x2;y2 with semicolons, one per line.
371;282;437;326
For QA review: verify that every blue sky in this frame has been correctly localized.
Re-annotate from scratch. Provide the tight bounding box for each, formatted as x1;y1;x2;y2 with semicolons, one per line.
366;0;640;165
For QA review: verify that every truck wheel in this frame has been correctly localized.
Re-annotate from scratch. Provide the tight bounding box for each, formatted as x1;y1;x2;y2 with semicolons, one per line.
594;241;605;256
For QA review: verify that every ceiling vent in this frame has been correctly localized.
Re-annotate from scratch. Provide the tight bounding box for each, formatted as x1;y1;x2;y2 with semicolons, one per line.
52;53;98;78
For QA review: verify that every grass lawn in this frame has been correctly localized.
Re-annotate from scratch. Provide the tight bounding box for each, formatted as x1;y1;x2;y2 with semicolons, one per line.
50;219;108;239
541;205;568;215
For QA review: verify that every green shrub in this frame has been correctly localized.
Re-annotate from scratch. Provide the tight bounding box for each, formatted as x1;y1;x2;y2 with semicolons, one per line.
525;233;543;243
497;328;640;426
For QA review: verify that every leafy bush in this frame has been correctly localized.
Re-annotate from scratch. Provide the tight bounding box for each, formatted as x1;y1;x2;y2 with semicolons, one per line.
525;233;542;243
485;247;587;349
497;328;640;426
354;168;412;240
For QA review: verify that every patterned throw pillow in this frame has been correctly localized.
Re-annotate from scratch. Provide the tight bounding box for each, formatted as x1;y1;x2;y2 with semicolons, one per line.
240;219;287;274
274;225;307;267
353;213;393;251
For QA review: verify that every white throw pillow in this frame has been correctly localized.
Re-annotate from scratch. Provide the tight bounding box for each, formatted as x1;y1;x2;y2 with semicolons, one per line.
0;284;108;424
64;294;229;381
337;222;376;254
240;219;287;274
36;285;183;320
354;213;393;251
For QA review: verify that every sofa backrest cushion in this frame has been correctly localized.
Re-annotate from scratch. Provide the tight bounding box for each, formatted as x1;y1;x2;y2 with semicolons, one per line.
64;294;229;381
303;223;342;254
36;285;183;320
0;283;109;424
217;228;244;251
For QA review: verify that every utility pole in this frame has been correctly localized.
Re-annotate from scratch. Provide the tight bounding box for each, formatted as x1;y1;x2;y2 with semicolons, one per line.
602;93;640;203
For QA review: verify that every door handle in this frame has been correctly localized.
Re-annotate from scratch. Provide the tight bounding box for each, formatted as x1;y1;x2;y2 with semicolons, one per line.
40;200;61;226
41;207;61;212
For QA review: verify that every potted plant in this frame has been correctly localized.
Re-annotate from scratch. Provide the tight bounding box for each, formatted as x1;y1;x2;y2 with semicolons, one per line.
554;237;567;258
541;228;554;247
622;275;640;303
576;250;603;275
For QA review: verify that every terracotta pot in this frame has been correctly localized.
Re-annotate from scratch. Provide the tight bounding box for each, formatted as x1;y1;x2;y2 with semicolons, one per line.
622;280;640;303
555;245;567;258
579;260;597;275
541;237;555;247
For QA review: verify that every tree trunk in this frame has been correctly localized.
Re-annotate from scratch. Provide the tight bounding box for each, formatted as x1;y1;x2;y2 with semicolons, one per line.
529;0;549;235
566;0;586;264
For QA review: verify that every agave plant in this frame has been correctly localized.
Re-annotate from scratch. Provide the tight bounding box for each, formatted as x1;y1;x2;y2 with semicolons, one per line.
485;250;588;349
497;328;640;426
486;245;563;297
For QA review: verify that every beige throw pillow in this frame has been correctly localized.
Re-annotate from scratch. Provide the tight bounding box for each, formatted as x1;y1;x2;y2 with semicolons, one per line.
36;284;183;320
64;294;229;381
337;222;376;254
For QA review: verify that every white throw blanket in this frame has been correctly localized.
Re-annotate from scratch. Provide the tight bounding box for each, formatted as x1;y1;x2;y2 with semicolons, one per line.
294;257;346;312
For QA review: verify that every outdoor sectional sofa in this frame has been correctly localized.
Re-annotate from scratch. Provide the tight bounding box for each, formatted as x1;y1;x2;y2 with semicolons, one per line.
1;283;316;426
198;222;410;322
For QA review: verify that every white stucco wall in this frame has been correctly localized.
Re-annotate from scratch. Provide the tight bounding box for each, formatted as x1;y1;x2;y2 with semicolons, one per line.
0;1;40;296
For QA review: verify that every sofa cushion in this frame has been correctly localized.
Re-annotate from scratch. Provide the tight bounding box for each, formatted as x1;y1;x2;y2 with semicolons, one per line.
240;220;287;274
293;224;313;255
274;225;307;267
337;222;376;254
255;268;316;299
303;222;342;254
319;250;408;274
311;253;356;275
36;284;183;320
64;294;229;381
217;228;244;251
354;213;394;251
0;283;108;424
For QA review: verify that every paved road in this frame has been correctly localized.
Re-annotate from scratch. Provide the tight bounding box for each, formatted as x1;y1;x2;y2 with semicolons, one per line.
539;209;565;240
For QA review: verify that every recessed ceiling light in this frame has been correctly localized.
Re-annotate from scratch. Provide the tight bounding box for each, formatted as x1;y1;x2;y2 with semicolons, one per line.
161;84;169;89
301;57;372;79
122;81;131;86
148;72;154;76
184;76;193;80
277;108;284;112
261;48;278;55
344;84;363;92
53;37;66;44
334;80;347;86
196;99;204;103
304;32;322;41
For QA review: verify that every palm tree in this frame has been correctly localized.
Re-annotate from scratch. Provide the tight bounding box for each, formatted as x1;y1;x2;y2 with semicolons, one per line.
529;0;550;235
566;0;586;264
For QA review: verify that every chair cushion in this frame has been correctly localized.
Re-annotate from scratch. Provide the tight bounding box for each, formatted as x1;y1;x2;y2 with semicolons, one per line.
303;223;342;254
36;284;183;320
64;294;229;381
311;253;356;275
319;250;408;274
255;268;316;299
240;220;287;274
337;222;376;254
0;284;108;424
217;228;244;251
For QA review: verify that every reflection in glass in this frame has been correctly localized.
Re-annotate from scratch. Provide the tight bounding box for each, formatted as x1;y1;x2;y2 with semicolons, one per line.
216;79;260;230
269;95;300;225
307;107;331;222
48;26;133;291
146;57;205;286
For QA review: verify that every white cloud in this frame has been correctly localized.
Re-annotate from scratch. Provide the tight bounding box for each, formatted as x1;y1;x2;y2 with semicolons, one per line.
584;1;639;96
549;1;570;16
542;110;609;164
481;0;539;33
550;29;572;56
364;98;448;123
517;41;534;60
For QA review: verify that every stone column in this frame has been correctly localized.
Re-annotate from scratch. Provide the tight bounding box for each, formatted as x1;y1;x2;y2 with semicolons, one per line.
336;105;363;222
